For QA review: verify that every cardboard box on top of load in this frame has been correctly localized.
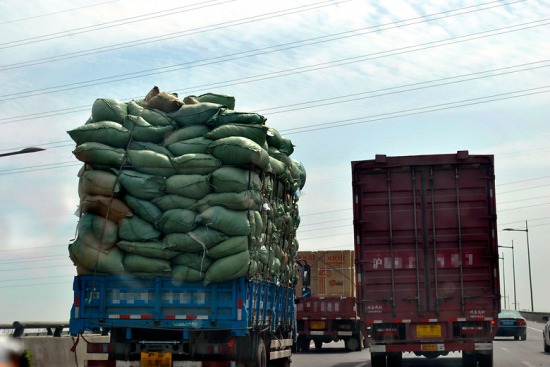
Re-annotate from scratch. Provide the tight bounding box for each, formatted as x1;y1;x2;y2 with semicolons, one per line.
296;250;355;297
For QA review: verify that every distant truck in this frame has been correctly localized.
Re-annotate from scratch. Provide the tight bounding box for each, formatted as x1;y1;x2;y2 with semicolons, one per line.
351;151;500;367
295;250;363;352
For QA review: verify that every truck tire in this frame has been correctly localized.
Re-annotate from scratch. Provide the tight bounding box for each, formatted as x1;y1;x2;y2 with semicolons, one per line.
253;338;267;367
297;336;310;352
462;351;475;367
387;352;402;366
344;336;361;352
314;340;322;350
371;352;386;367
477;351;493;367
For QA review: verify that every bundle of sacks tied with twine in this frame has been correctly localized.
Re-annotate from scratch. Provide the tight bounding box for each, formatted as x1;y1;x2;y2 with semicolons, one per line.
67;87;306;286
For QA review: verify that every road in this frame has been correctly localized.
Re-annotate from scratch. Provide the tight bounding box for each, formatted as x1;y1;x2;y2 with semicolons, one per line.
291;321;548;367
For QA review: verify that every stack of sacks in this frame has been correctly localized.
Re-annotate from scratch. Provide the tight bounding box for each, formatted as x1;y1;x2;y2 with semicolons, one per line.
67;87;306;286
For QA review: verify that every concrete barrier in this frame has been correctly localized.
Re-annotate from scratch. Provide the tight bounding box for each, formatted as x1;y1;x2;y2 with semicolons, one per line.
519;311;549;324
20;335;109;367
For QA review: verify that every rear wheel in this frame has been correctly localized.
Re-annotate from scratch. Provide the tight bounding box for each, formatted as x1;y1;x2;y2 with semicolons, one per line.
314;340;322;349
371;352;386;367
544;339;550;353
520;334;527;341
253;338;267;367
477;351;493;367
462;351;476;367
344;335;362;352
387;352;402;367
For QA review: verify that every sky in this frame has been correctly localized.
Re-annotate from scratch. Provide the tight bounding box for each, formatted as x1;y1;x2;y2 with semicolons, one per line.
0;0;549;324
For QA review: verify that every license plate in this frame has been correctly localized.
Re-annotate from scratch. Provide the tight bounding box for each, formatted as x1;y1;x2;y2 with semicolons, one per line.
417;324;442;338
501;321;513;326
421;344;444;352
141;352;172;367
311;321;326;329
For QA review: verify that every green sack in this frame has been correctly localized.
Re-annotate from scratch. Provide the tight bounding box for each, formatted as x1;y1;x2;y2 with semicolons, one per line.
196;190;262;212
167;137;213;156
209;109;266;128
77;213;119;251
124;195;162;225
79;169;120;197
266;126;283;148
165;174;210;200
208;137;269;170
204;250;250;283
209;166;262;193
118;216;161;241
117;240;180;260
171;252;212;271
195;206;252;236
128;141;174;157
140;108;177;127
207;236;249;260
123;253;171;274
124;115;175;144
196;93;235;109
118;170;166;200
91;98;128;124
156;208;197;234
172;265;205;282
152;194;197;211
73;142;126;167
163;125;210;146
127;149;176;177
171;153;221;175
69;239;125;275
168;102;223;127
68;121;131;148
204;124;268;146
163;226;227;252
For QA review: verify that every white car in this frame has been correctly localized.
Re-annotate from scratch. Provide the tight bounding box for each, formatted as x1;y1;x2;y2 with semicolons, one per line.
543;315;550;353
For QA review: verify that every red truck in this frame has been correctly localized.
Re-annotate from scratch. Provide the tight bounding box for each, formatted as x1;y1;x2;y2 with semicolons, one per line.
295;250;364;352
351;151;500;367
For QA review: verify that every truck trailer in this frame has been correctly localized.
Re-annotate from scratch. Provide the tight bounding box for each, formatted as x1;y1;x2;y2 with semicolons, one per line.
351;151;500;367
295;250;363;352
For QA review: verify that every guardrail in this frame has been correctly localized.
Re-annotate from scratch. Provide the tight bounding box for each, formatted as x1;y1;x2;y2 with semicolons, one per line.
0;321;69;337
519;311;549;323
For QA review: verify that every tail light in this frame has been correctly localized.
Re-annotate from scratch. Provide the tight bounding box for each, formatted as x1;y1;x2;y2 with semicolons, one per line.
516;319;527;326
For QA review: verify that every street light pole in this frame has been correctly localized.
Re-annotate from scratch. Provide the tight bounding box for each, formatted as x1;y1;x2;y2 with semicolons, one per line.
0;147;45;158
499;252;506;309
503;221;533;311
499;241;517;310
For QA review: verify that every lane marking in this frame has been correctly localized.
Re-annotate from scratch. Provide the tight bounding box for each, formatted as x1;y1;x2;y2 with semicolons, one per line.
500;347;511;353
522;362;536;367
528;326;542;332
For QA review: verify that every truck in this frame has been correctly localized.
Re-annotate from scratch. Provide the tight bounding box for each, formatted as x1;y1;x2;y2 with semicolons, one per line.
294;250;363;352
70;276;295;367
351;151;500;367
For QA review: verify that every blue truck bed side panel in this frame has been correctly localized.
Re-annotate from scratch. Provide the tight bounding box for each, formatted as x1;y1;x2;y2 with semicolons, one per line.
70;276;295;337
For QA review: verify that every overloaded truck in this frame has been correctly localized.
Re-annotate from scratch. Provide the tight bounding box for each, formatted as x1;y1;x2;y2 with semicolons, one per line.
351;151;500;367
67;88;306;367
294;250;363;352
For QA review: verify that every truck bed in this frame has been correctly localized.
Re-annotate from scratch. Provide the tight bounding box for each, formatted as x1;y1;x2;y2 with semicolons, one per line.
70;275;294;337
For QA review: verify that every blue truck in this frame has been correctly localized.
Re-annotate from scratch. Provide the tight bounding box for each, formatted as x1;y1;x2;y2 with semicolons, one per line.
70;275;296;367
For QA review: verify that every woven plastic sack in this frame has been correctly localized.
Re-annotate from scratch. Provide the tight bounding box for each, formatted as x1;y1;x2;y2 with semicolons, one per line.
79;169;120;197
163;226;227;252
118;216;161;241
123;253;171;274
195;190;262;212
195;206;252;236
172;265;205;282
207;236;249;260
91;98;128;124
168;102;223;127
129;141;174;157
209;109;266;128
73;142;126;167
163;125;210;146
209;167;262;193
208;137;269;170
266;126;283;148
124;195;162;225
143;92;184;113
156;208;197;234
69;239;125;274
165;174;210;199
167;137;213;156
119;170;166;200
171;252;212;271
204;250;250;283
77;213;119;251
68;121;131;148
140;108;176;127
117;240;180;260
172;153;221;175
152;194;197;211
204;124;268;146
80;195;133;223
127;149;176;177
124;115;175;144
196;93;235;109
